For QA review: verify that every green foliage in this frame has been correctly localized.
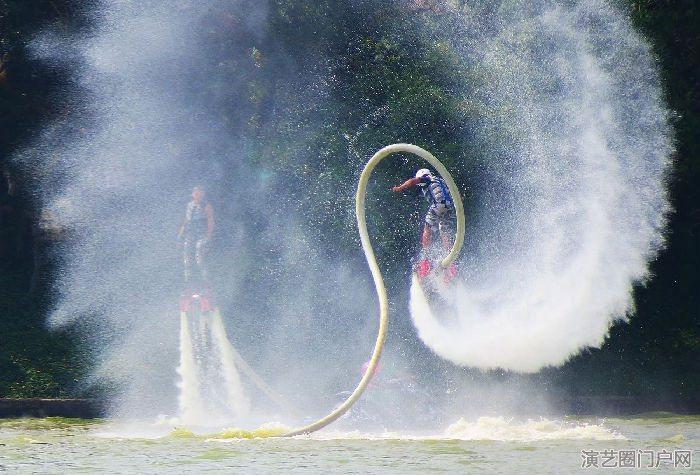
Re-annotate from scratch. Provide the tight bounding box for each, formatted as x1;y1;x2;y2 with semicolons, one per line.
7;364;59;398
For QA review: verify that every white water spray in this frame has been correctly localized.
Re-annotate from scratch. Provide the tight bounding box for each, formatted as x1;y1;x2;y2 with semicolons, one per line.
210;310;251;416
408;0;672;372
176;313;206;424
176;309;250;425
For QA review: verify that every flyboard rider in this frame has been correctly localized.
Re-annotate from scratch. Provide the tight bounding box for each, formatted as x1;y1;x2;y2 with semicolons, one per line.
178;185;215;291
392;168;457;283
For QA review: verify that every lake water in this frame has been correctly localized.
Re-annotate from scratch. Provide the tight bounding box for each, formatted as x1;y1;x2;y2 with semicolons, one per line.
1;414;698;474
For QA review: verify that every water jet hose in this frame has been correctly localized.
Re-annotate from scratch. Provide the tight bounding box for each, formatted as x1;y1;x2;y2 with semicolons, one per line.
283;143;465;437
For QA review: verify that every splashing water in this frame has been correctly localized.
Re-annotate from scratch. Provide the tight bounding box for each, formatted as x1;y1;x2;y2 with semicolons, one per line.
441;416;624;442
408;0;672;372
210;311;251;417
92;415;621;442
177;313;205;423
176;310;250;426
298;416;623;442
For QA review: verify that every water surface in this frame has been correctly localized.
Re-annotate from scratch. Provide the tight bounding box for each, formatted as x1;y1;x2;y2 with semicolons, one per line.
1;415;697;474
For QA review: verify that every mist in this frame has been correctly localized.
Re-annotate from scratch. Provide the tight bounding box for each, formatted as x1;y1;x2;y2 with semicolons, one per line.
18;0;379;425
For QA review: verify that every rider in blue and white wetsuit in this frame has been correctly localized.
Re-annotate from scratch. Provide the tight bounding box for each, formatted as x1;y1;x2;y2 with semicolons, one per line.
178;186;215;288
392;168;457;282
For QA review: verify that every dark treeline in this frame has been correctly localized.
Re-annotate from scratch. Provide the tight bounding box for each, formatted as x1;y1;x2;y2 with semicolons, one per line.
1;0;94;397
0;0;698;405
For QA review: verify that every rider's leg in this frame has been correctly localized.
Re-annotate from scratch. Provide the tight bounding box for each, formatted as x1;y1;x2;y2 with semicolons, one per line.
195;238;208;285
417;220;435;278
424;205;441;249
422;224;433;248
440;228;452;251
183;239;193;285
439;216;458;282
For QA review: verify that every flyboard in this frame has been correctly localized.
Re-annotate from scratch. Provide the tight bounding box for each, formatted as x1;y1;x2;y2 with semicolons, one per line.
281;143;465;436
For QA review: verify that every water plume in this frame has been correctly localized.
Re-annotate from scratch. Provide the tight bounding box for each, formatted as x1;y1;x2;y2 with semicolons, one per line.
210;311;250;417
176;313;205;424
408;0;672;372
175;311;249;426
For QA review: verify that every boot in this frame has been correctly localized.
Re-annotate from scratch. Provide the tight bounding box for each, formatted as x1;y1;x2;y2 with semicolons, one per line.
443;262;458;284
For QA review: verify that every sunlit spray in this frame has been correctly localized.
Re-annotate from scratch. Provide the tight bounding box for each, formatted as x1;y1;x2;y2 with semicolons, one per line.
407;0;672;372
175;309;250;425
210;310;251;417
176;312;206;424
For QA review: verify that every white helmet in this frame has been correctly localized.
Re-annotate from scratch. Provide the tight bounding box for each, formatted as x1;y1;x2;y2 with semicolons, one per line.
415;168;431;179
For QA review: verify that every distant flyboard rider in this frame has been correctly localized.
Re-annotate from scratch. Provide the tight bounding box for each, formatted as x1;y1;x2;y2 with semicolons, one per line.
392;168;458;282
178;186;214;289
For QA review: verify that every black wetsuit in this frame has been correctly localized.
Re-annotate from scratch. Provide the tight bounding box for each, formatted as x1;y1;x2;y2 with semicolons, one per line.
182;200;210;286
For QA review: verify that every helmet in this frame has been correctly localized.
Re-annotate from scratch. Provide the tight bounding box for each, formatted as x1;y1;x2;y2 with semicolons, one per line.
415;168;431;179
415;168;432;185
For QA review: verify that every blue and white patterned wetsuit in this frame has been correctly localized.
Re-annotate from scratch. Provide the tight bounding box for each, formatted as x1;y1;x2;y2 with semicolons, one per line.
419;174;455;234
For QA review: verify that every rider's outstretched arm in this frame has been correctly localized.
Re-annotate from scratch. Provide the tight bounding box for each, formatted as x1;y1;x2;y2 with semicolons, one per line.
392;177;422;193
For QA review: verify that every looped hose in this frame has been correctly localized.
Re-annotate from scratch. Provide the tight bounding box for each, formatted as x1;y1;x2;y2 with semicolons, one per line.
283;144;465;436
